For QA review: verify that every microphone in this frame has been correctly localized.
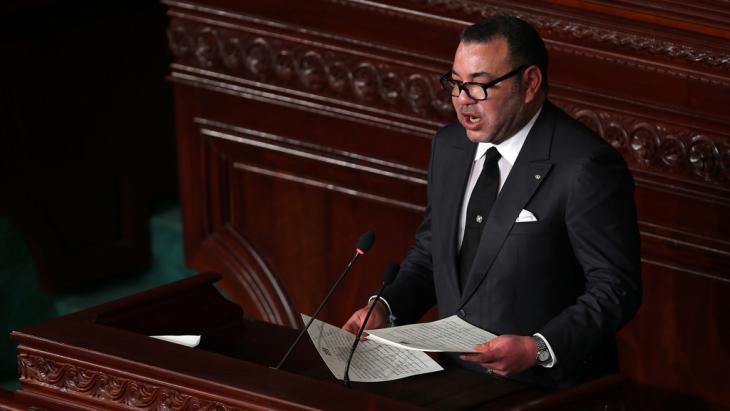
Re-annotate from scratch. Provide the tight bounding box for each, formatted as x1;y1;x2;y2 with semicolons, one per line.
343;262;399;388
274;230;375;370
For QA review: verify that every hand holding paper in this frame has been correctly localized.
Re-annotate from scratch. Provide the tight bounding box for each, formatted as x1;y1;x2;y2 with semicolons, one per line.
460;334;539;376
303;314;442;382
365;315;497;352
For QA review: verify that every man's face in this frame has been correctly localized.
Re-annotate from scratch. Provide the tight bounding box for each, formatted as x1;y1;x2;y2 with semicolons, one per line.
450;38;528;144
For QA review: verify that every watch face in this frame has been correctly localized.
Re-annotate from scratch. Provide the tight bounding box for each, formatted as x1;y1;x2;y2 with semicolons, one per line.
538;350;550;362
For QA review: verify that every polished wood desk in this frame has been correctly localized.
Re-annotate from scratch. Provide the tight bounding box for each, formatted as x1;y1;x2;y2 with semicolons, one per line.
9;274;625;410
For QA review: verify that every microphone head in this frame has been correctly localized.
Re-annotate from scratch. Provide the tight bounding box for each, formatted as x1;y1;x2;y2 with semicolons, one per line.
355;230;375;255
382;263;399;285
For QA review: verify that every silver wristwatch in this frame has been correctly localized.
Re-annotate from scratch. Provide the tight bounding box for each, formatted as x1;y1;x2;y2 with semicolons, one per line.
532;336;551;365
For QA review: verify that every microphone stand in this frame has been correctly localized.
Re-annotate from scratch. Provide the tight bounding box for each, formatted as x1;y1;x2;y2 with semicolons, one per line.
343;263;399;387
274;231;374;370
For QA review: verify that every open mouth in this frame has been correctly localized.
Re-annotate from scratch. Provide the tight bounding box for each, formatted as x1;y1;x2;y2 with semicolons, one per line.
462;114;482;128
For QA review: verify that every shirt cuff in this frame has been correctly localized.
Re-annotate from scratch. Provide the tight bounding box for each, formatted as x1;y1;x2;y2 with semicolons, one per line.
367;296;397;326
533;333;558;368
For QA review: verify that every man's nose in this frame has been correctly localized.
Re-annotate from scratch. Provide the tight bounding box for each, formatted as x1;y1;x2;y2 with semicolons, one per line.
455;88;477;104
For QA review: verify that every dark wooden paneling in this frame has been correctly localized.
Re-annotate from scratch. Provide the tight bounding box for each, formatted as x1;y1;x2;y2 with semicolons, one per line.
165;0;730;408
174;83;428;327
618;262;730;409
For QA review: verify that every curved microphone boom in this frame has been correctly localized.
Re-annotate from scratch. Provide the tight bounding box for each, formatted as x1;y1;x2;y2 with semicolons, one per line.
343;262;399;387
274;230;375;370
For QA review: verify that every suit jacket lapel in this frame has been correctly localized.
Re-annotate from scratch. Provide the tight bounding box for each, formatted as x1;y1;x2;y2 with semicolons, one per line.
441;130;476;298
460;102;557;305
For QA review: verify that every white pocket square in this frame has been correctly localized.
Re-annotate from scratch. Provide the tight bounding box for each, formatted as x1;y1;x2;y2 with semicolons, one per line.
515;209;538;223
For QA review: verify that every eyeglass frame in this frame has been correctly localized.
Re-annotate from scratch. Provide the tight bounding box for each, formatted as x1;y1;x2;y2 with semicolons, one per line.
440;64;529;101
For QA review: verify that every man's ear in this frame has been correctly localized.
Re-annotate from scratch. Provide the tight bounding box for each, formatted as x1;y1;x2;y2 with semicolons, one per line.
523;66;543;103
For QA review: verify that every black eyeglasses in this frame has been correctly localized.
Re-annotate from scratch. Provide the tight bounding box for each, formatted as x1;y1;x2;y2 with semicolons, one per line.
440;65;528;101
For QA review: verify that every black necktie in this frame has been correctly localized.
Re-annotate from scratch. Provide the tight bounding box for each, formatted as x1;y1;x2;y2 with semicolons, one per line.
459;147;501;291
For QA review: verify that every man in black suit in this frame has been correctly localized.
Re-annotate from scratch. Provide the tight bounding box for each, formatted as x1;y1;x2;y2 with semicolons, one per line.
343;16;641;389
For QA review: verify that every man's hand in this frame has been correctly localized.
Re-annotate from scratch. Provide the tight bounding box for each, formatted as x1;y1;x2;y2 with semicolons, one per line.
342;300;389;338
460;335;538;376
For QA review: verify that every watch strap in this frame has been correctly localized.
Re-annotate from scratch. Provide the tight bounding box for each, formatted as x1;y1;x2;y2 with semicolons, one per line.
532;335;551;365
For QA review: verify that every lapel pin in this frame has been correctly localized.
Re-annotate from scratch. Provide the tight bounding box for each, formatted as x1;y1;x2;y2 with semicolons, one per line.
535;174;542;180
476;215;483;223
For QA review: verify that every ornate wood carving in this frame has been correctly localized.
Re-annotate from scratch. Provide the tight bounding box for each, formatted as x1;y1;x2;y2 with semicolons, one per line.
398;0;730;71
167;21;730;191
167;19;453;126
18;353;242;411
547;43;730;87
579;0;730;31
553;100;730;187
200;226;301;327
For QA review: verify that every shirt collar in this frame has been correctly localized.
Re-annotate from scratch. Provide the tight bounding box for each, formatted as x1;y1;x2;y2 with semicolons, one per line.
474;105;543;164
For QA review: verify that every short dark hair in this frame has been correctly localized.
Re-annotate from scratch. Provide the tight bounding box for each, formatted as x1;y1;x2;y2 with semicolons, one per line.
460;16;548;91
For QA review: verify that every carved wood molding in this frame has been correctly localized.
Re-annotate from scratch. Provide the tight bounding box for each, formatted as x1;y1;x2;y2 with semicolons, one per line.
167;18;453;125
167;15;730;190
583;0;730;31
549;43;730;88
18;353;243;411
397;0;730;71
552;99;730;189
231;162;425;213
185;66;730;192
168;0;730;91
202;226;300;327
172;68;436;138
200;120;426;211
198;118;428;185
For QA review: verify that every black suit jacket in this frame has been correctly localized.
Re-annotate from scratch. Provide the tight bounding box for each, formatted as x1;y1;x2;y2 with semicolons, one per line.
382;101;642;389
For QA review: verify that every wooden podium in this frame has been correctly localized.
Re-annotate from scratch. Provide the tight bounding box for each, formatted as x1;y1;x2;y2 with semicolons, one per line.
7;274;625;410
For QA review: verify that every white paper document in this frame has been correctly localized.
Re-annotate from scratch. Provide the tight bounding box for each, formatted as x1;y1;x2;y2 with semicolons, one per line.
366;315;497;352
302;314;443;382
149;335;201;347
